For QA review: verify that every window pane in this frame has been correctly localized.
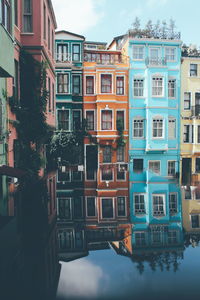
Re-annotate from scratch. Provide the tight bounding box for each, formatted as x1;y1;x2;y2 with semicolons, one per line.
102;198;113;218
101;74;112;93
87;197;96;217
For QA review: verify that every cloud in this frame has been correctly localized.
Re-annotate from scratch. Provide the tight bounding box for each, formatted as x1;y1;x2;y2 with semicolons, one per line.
52;0;105;34
57;259;105;298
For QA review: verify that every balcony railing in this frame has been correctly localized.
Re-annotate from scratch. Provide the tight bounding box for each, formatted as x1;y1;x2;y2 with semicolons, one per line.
84;53;126;64
145;57;167;66
192;105;200;117
55;53;72;63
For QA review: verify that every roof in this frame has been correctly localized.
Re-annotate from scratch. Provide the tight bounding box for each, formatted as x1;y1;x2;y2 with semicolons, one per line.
85;41;107;45
55;30;85;40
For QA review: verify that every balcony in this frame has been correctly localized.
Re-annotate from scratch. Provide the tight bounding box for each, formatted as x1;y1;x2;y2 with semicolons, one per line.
145;57;167;67
84;52;126;64
191;105;200;117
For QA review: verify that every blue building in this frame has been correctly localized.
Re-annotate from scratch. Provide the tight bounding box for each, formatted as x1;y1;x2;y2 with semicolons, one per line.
126;30;182;222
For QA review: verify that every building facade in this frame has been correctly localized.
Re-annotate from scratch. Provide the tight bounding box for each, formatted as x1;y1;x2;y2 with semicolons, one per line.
83;41;130;226
181;56;200;186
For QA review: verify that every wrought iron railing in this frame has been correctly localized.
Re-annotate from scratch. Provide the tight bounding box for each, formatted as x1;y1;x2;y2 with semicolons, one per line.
84;53;126;64
145;57;167;66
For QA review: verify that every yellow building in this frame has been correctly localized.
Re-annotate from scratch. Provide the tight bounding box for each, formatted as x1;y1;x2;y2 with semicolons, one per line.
182;186;200;233
181;56;200;186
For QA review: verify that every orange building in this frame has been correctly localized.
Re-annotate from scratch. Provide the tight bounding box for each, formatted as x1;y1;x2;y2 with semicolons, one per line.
83;41;130;225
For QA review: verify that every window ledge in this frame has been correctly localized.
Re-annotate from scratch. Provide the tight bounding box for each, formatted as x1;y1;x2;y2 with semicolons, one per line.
21;32;34;35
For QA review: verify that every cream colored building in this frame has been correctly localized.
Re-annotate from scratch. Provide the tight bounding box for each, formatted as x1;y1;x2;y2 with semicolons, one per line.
181;56;200;186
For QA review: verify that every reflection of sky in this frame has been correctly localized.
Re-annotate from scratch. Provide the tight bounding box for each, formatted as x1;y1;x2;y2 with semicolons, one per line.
57;246;200;300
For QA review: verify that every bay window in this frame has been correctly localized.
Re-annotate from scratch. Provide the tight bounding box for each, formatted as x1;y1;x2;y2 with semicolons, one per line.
86;76;94;94
72;44;80;61
116;76;124;95
57;110;70;131
86;111;94;130
57;73;69;94
101;74;112;93
152;77;163;97
101;110;112;130
153;194;165;216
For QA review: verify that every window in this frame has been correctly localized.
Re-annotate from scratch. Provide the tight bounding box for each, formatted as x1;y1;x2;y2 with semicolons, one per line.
72;170;82;181
197;125;200;144
74;197;83;219
14;0;18;26
152;229;161;245
165;47;176;61
133;119;144;138
101;110;112;130
101;74;112;93
117;169;125;180
135;232;146;246
196;158;200;173
72;75;81;95
86;170;95;181
117;197;126;217
52;83;55;113
57;73;69;94
153;195;165;216
48;77;51;112
191;215;200;228
153;119;163;138
168;231;177;244
134;194;145;214
58;229;73;250
184;92;191;110
195;188;200;200
23;0;32;32
43;4;47;40
149;47;160;62
58;166;70;182
73;110;81;130
72;44;80;61
58;198;71;219
86;111;94;130
168;79;176;98
116;111;124;130
185;187;191;200
133;159;143;173
57;44;68;61
1;0;11;33
133;46;144;60
117;146;125;162
169;193;178;214
102;168;113;181
168;161;176;176
103;146;112;163
149;161;160;174
86;197;96;217
52;30;54;55
57;110;70;131
86;76;94;94
152;78;163;97
48;17;50;50
183;125;193;143
190;64;197;77
101;198;113;218
168;118;176;139
116;76;124;95
133;79;144;97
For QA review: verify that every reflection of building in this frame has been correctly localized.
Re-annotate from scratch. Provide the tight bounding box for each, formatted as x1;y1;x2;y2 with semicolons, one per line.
182;186;200;233
181;56;200;186
83;41;130;226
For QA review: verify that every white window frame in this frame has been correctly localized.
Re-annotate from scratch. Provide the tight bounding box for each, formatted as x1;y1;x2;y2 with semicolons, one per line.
132;45;145;60
152;118;164;139
100;197;115;219
116;75;125;95
169;193;178;215
101;168;114;182
100;73;113;94
190;63;198;77
134;193;146;215
152;194;166;217
167;160;176;177
149;46;161;63
85;75;95;95
56;72;70;94
86;196;97;217
152;77;164;97
149;160;161;174
133;118;144;138
183;124;193;143
133;78;144;97
184;92;191;110
57;109;70;131
165;47;176;62
117;196;127;217
100;109;113;131
72;74;82;95
71;42;82;62
85;109;95;131
57;197;72;220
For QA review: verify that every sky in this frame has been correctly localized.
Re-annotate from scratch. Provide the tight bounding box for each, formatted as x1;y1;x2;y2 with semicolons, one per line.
51;0;200;46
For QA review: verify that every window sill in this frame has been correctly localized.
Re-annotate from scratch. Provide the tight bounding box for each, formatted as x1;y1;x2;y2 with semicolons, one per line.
21;32;34;35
